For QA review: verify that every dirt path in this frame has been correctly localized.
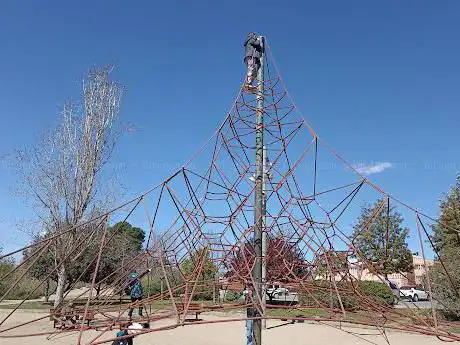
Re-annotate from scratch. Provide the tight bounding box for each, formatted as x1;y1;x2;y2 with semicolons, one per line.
0;310;448;345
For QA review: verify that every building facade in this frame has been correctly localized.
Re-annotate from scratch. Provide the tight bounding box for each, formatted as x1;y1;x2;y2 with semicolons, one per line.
348;255;434;287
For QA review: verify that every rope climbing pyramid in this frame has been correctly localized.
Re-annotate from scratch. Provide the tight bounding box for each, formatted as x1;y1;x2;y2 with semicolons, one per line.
0;39;458;345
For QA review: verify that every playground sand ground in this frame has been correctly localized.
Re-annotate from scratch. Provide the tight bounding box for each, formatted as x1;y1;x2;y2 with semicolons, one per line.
0;309;447;345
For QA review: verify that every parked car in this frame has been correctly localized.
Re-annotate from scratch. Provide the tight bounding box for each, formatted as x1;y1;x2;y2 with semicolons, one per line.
399;285;429;302
266;284;289;298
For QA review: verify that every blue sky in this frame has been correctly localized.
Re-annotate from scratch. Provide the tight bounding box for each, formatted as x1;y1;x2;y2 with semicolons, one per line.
0;0;459;255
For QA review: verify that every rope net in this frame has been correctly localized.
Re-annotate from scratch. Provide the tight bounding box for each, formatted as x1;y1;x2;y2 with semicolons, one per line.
0;43;458;344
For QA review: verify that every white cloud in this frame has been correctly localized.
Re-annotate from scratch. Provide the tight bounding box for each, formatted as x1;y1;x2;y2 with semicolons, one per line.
354;162;392;176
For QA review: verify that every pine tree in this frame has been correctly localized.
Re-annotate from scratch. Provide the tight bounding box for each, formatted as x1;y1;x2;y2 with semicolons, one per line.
433;176;460;253
352;198;413;278
430;176;460;319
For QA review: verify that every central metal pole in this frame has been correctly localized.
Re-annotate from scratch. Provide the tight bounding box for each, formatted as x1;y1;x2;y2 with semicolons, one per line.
261;145;267;330
252;36;265;345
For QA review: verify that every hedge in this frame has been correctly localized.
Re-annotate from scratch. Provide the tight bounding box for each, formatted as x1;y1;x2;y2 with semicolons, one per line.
299;280;394;310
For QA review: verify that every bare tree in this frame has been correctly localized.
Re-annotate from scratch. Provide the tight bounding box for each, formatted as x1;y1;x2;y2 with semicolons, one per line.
16;66;123;307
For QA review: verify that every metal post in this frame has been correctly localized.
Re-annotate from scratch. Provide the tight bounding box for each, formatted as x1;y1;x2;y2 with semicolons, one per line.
252;35;265;345
261;146;267;330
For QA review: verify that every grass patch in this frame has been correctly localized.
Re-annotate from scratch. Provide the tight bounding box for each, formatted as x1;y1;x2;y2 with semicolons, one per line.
0;301;50;310
449;326;460;334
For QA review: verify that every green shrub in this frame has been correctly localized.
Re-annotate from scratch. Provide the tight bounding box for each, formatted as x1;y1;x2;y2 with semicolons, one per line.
7;276;45;299
141;278;163;297
141;271;184;298
357;281;394;306
0;260;14;297
299;280;393;310
224;290;241;302
191;283;215;301
429;255;460;321
0;261;45;300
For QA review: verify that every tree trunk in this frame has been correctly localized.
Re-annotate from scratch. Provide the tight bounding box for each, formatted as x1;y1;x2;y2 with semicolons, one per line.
44;279;50;303
65;280;73;293
54;265;67;308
